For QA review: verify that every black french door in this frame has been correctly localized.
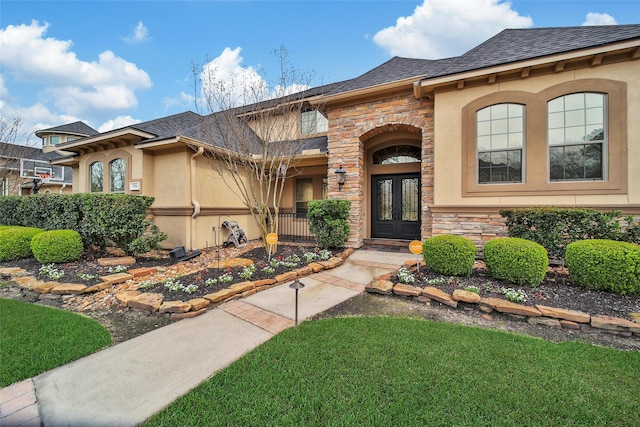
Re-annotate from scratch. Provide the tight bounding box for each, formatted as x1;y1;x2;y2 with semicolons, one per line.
371;173;420;240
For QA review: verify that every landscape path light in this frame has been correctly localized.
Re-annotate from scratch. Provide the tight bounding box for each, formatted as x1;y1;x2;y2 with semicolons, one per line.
289;279;305;327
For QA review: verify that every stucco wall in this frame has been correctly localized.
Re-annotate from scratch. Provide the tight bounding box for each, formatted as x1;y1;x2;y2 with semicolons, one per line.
433;61;639;209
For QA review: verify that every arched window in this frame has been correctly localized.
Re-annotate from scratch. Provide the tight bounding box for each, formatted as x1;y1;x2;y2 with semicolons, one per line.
110;159;125;193
372;145;421;164
90;162;103;193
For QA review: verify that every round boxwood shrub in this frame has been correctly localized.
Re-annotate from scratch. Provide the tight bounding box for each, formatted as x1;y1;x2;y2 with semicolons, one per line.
31;229;84;264
483;238;548;286
565;239;640;295
423;235;477;276
0;227;44;261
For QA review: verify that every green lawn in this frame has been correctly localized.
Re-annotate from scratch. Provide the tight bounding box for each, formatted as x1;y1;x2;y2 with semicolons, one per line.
0;298;112;387
145;317;640;427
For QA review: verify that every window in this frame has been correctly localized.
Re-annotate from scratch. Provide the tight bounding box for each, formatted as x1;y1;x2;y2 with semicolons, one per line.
373;145;421;165
476;104;524;183
301;108;328;135
0;178;8;196
548;93;605;181
295;178;313;214
110;159;125;193
49;136;60;146
90;162;103;192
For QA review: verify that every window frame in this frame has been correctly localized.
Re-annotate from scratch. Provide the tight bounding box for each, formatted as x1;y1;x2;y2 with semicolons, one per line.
476;103;525;184
295;177;314;215
461;79;627;197
301;108;328;135
85;151;131;194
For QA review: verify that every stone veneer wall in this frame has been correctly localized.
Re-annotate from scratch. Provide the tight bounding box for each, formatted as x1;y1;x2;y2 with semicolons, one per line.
327;92;434;248
431;211;509;251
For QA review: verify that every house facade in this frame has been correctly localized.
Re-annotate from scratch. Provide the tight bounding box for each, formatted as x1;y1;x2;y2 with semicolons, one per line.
45;24;640;250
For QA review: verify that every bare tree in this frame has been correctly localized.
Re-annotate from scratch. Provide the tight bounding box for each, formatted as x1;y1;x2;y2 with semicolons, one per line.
0;115;36;195
192;47;322;251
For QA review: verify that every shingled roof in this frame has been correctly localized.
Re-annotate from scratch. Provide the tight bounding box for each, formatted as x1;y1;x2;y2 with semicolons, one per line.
330;24;640;95
35;121;99;138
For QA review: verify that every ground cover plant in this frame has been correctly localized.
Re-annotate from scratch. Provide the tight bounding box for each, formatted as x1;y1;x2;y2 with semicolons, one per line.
0;298;111;387
144;317;640;426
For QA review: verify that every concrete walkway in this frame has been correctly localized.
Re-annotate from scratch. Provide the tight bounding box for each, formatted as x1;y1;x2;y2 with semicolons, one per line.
0;249;410;427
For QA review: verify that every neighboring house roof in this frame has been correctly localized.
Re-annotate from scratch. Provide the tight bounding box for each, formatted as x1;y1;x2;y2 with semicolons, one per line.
330;24;640;95
35;121;99;138
0;141;73;184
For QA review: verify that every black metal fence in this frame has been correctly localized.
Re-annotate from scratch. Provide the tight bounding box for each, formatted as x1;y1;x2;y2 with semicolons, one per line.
276;213;315;243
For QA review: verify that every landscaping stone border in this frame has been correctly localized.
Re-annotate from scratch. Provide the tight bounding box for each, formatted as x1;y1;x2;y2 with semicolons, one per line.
364;260;640;338
0;249;355;320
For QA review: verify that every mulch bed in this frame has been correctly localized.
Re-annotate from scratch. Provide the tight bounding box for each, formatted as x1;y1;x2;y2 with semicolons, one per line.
392;262;640;320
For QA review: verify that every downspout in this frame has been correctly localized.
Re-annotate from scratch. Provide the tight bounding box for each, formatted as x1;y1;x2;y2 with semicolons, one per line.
189;146;204;250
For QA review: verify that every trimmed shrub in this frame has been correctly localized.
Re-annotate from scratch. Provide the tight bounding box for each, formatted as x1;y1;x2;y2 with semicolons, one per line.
308;199;351;249
423;235;477;276
0;227;44;261
565;239;640;295
31;230;84;264
483;238;548;286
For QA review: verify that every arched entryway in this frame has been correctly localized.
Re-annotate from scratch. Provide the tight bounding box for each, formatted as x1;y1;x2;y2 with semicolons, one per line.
363;126;422;241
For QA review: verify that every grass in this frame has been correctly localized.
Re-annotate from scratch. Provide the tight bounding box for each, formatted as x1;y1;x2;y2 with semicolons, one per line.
145;317;640;426
0;298;112;387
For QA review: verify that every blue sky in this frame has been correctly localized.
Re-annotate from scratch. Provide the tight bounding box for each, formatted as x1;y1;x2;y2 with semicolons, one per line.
1;0;639;140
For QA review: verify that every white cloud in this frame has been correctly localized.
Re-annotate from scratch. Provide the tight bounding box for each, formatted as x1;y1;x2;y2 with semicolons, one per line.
373;0;533;59
0;20;151;132
122;21;151;44
582;12;617;26
98;116;142;132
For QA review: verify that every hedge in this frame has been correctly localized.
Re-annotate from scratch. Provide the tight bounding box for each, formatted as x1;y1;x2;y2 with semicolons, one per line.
500;207;639;259
31;230;84;263
0;227;44;261
308;199;351;249
483;237;548;286
565;239;640;295
423;235;477;276
0;193;166;255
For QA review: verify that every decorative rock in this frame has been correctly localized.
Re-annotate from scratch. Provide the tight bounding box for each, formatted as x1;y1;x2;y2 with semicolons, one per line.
84;282;112;293
296;266;312;276
51;284;88;295
13;276;41;289
629;312;640;323
365;279;393;295
128;293;163;312
100;273;134;285
536;305;590;323
342;248;356;257
392;283;422;297
35;282;58;294
0;267;25;276
204;288;238;303
254;279;276;287
115;290;140;305
97;256;136;267
484;298;541;317
188;298;210;311
229;281;256;293
452;289;481;304
422;287;458;308
159;301;191;314
560;320;581;330
319;257;343;269
591;315;640;334
307;262;324;273
242;289;258;297
528;317;562;328
128;267;158;277
171;308;208;319
275;271;298;283
208;258;253;269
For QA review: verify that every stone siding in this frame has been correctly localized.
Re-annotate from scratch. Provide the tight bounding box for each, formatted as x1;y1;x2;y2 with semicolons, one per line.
327;91;434;247
432;212;509;250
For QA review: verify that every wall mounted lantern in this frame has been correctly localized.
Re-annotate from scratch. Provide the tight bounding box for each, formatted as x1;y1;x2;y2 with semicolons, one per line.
335;165;346;190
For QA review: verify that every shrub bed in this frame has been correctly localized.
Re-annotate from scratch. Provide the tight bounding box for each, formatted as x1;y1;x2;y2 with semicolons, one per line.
422;235;477;276
0;227;44;261
31;230;84;264
308;199;351;249
483;237;548;286
565;239;640;295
